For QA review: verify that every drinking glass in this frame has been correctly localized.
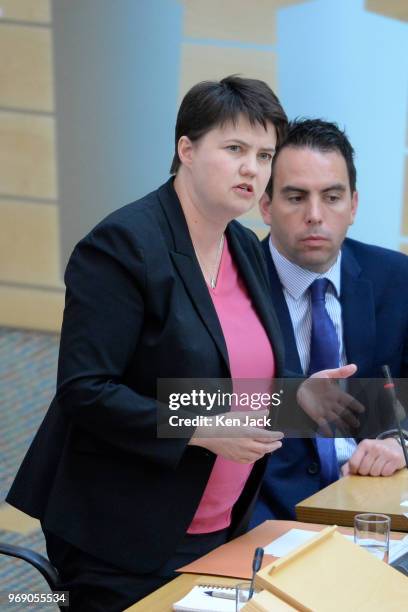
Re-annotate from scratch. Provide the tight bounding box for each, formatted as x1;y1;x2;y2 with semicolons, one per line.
354;513;391;562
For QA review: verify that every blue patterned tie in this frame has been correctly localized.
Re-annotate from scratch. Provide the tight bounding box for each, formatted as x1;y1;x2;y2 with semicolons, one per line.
308;278;339;487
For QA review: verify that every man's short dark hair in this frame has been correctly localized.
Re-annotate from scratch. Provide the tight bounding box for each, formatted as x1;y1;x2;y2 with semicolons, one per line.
170;75;288;174
266;118;357;197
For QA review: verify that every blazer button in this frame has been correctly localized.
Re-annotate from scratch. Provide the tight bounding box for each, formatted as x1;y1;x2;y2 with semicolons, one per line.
307;462;320;475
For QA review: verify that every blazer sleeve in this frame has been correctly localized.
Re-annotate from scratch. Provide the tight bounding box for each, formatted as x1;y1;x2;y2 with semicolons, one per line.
403;324;408;378
56;219;191;469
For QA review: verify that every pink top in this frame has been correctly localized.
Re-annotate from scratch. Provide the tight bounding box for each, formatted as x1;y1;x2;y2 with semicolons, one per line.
187;237;276;534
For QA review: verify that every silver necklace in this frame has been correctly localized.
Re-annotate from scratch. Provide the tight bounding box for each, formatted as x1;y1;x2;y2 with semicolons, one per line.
194;234;225;289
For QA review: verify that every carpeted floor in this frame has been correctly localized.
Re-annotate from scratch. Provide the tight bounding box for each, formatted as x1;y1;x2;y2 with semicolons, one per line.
0;327;59;501
0;327;59;611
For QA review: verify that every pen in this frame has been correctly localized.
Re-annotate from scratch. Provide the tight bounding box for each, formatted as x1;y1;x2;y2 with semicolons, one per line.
248;546;264;599
204;589;236;600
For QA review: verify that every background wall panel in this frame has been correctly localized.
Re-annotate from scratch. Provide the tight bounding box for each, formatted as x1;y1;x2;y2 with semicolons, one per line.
182;0;303;44
180;44;277;100
0;200;61;287
0;0;50;24
0;112;57;199
0;24;53;111
366;0;408;22
0;285;63;332
182;0;277;44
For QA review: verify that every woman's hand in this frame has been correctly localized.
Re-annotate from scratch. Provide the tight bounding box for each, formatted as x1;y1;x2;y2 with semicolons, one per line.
188;409;283;463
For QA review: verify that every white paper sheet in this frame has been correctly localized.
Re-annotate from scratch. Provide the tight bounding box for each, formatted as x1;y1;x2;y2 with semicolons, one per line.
263;528;408;561
343;534;408;563
263;528;318;556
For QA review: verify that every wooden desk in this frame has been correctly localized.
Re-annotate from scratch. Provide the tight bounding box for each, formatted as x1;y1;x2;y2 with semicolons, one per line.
124;573;237;612
123;519;405;611
296;469;408;530
124;573;294;611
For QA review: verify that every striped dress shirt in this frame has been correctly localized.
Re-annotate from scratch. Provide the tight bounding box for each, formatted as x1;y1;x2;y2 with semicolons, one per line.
269;237;357;466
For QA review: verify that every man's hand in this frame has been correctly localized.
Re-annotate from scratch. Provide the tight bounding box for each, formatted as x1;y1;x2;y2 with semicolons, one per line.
188;409;284;463
341;438;406;477
297;364;364;435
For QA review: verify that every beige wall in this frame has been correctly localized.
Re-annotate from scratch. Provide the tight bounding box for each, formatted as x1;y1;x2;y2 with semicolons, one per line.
0;1;64;332
365;0;408;23
182;0;302;46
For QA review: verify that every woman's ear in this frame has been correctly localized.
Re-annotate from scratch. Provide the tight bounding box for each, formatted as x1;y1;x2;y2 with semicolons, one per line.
177;136;194;167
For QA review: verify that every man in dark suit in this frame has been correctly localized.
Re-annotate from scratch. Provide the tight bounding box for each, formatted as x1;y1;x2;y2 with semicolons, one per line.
251;119;408;525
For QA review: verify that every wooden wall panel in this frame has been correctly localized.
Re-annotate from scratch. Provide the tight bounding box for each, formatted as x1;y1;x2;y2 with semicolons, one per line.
180;44;277;100
0;111;57;199
182;0;277;44
365;0;408;22
276;0;308;6
0;200;61;286
0;25;53;111
0;1;60;331
182;0;305;44
0;285;64;332
0;0;50;24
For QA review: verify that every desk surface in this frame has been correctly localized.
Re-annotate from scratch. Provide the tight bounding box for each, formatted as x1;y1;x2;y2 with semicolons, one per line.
296;469;408;530
125;573;237;612
124;519;405;611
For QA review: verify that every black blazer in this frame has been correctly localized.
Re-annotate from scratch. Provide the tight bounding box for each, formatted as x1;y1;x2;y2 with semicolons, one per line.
251;236;408;523
7;179;285;573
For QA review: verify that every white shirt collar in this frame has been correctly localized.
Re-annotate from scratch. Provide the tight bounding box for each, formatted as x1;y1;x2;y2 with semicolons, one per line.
268;236;341;300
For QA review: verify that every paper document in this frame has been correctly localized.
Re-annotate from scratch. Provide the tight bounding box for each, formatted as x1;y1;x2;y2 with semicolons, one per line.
263;528;317;556
343;534;408;563
172;585;235;611
264;528;408;560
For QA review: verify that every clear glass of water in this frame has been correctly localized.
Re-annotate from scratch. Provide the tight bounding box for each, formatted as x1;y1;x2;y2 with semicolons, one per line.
354;513;391;563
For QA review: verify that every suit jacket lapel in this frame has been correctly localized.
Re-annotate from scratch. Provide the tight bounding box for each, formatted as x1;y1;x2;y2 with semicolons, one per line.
157;180;289;377
227;227;285;376
341;242;375;374
158;180;230;372
261;238;303;374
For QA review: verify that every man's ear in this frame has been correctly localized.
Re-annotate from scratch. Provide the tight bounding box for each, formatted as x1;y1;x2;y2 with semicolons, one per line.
177;136;194;167
259;192;272;226
350;190;358;225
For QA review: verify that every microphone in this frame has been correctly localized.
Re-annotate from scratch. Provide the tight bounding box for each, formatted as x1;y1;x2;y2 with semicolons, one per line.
381;365;408;470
